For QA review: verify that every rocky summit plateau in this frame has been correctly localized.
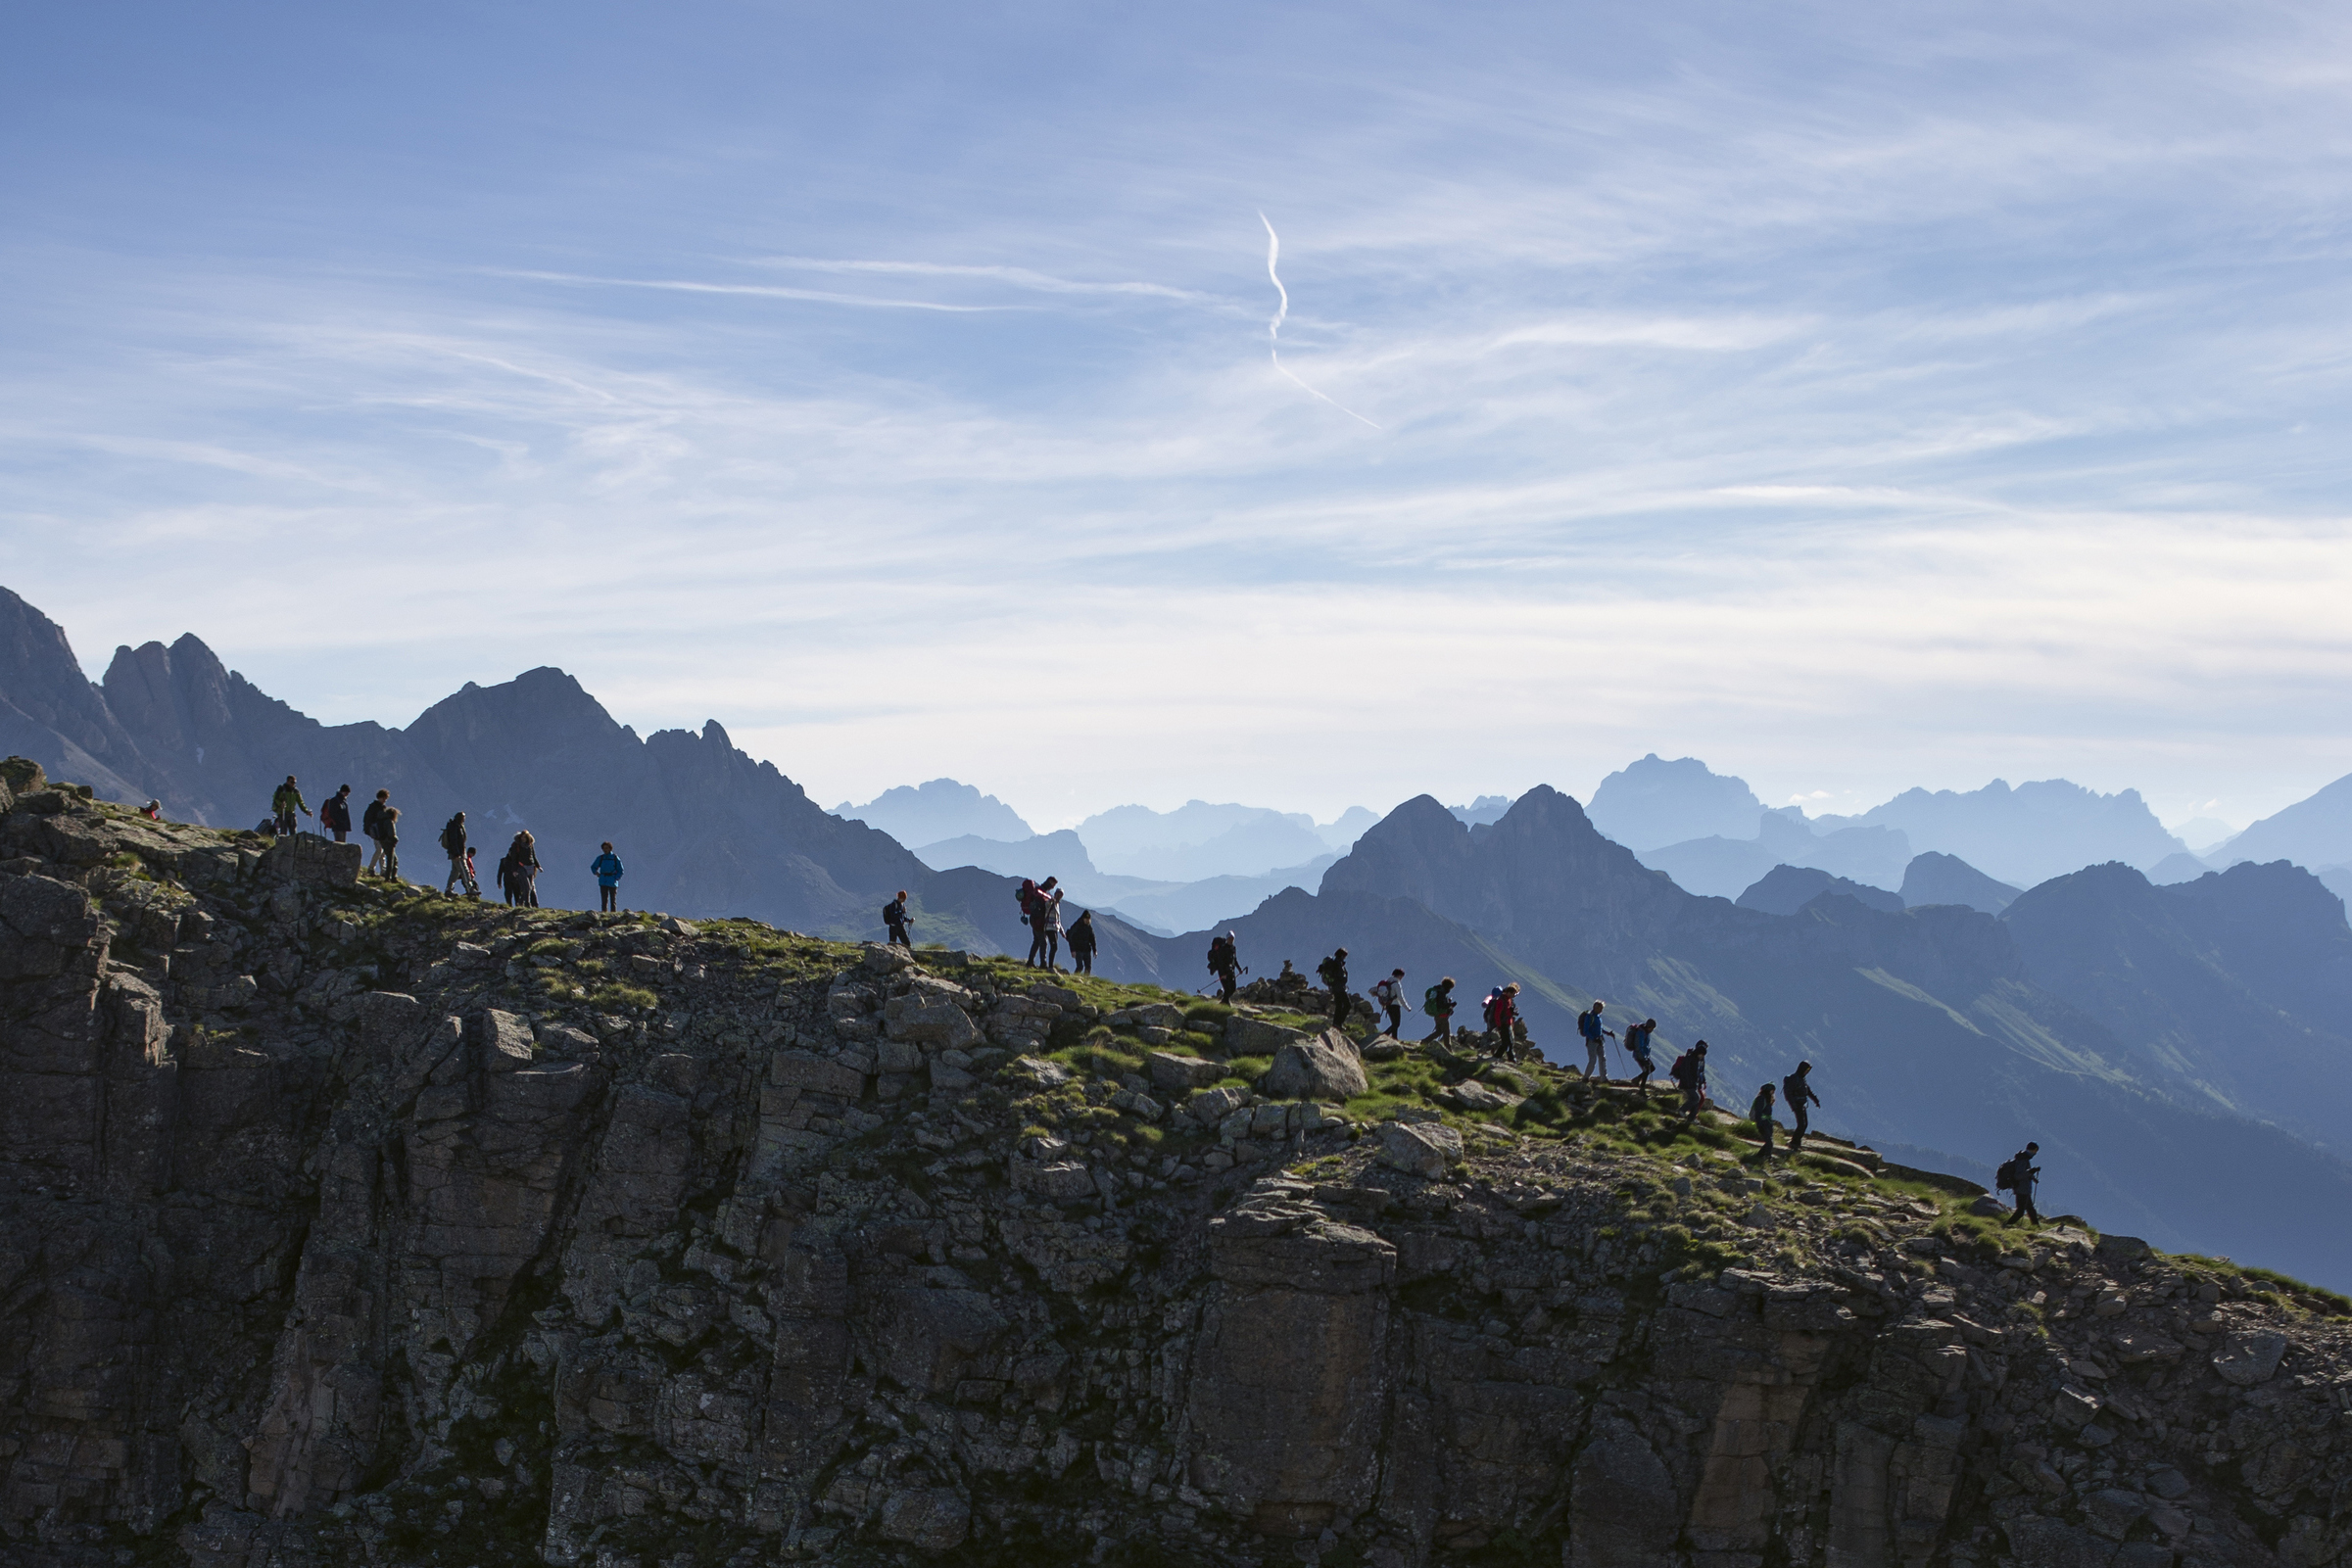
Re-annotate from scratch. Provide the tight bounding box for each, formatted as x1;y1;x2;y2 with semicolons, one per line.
5;763;2351;1568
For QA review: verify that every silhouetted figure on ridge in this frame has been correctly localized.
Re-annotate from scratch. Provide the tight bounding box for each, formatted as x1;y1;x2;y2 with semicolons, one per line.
1068;909;1097;974
362;790;392;876
1783;1062;1821;1153
1999;1143;2044;1226
1316;948;1351;1028
1670;1040;1710;1125
1623;1018;1659;1094
1422;976;1457;1044
1750;1080;1779;1159
1207;931;1241;1002
320;785;352;843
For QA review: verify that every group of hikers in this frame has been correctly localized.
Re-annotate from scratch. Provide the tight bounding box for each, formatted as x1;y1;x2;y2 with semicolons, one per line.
261;775;628;911
1198;930;2052;1226
1006;876;1101;973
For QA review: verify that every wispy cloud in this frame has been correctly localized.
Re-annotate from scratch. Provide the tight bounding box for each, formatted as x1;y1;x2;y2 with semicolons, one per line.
488;268;1008;312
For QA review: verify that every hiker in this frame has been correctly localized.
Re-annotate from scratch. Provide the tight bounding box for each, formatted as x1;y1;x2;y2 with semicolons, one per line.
140;799;162;822
271;776;310;837
361;790;392;875
1623;1019;1659;1095
1422;976;1457;1043
320;785;353;843
464;844;478;895
1783;1062;1821;1152
1368;969;1407;1037
1068;910;1098;974
882;887;910;947
1998;1143;2044;1226
592;843;626;913
1019;877;1060;968
1039;881;1067;972
1577;1000;1614;1081
1486;983;1522;1061
1316;948;1350;1029
440;812;470;896
373;806;402;880
1669;1040;1710;1124
1207;931;1242;1002
1749;1081;1779;1159
507;832;541;908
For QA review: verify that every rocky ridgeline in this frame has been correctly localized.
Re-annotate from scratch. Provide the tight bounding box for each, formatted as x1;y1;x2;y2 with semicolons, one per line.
2;765;2350;1568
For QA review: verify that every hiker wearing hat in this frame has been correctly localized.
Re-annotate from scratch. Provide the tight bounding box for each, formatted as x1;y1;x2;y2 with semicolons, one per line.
1315;948;1351;1028
271;776;311;837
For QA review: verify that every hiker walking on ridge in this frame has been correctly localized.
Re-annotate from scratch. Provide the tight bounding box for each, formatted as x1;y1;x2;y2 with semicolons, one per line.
593;843;627;914
1068;909;1098;974
1369;969;1406;1037
1783;1062;1821;1153
1577;1000;1614;1081
1749;1081;1779;1159
1485;983;1522;1062
1669;1040;1709;1125
373;806;402;881
440;811;471;897
361;790;392;875
881;887;910;947
1316;948;1351;1029
1422;976;1457;1044
271;776;310;837
1998;1143;2043;1227
1018;877;1060;968
1207;930;1241;1002
321;785;353;844
506;832;541;908
1623;1019;1659;1095
1039;882;1067;972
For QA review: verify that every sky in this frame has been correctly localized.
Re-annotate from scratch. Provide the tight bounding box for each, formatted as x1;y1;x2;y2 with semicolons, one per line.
5;2;2352;832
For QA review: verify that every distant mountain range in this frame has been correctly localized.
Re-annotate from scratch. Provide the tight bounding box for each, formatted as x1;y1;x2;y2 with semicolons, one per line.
834;778;1034;845
11;584;2352;1286
1591;753;2199;895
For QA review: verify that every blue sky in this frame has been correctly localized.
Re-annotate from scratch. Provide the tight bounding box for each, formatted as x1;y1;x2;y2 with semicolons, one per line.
5;2;2351;830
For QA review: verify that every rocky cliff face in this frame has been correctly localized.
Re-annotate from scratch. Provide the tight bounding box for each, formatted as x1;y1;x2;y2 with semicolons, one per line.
4;771;2349;1568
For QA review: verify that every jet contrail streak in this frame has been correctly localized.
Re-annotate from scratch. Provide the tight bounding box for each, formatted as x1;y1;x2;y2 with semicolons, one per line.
1260;214;1380;430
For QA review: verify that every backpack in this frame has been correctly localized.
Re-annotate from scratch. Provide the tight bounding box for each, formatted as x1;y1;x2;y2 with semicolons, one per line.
440;818;464;854
881;902;897;925
1423;983;1450;1016
1481;989;1503;1028
1578;1009;1601;1041
1208;936;1234;970
1994;1157;2023;1193
1669;1052;1697;1087
1782;1072;1808;1108
362;801;384;835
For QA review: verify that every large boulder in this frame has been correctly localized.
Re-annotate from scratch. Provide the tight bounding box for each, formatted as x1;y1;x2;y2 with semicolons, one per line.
1147;1052;1225;1093
1258;1028;1368;1102
1225;1016;1308;1057
1375;1120;1462;1179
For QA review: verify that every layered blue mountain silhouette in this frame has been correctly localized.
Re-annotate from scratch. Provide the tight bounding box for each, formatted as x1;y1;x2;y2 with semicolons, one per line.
9;584;2352;1287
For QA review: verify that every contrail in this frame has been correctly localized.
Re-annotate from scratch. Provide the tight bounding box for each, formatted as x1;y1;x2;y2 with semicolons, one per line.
1259;214;1379;430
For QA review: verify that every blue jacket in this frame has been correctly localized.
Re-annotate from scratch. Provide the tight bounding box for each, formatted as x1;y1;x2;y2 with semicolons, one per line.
590;852;624;886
